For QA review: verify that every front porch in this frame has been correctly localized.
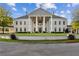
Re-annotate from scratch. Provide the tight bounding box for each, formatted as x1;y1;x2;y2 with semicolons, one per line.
29;16;53;33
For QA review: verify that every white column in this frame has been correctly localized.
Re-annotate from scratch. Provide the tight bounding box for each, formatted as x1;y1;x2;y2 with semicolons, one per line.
36;16;38;32
43;16;45;32
50;16;53;32
28;16;31;32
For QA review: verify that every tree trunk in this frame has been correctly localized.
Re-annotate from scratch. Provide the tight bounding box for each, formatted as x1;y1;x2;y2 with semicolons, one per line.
77;28;79;34
2;27;5;34
76;28;78;34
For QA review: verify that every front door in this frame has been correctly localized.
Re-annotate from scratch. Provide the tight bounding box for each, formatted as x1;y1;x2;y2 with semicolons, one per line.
39;27;42;33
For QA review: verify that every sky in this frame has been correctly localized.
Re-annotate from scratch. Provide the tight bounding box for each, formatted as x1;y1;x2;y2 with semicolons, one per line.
0;3;79;24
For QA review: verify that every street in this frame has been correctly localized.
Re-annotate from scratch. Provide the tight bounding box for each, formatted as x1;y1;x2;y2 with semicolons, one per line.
0;42;79;56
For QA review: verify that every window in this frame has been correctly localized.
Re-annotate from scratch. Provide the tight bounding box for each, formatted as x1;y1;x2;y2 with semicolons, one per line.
59;27;61;32
54;27;57;32
63;21;65;25
16;28;18;32
24;28;26;32
24;21;26;25
20;28;22;32
16;21;18;25
45;28;47;32
34;28;35;32
63;28;65;32
20;21;22;25
54;21;56;25
59;21;61;25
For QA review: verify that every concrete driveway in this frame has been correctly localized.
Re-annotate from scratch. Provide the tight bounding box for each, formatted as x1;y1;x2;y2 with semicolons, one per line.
1;35;79;40
0;42;79;56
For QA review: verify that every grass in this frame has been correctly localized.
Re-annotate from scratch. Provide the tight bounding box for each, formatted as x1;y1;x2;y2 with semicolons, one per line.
0;33;79;36
15;33;67;36
0;33;67;36
0;38;79;44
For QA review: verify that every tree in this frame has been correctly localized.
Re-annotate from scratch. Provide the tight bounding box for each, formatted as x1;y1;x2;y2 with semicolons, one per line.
71;20;79;29
71;8;79;34
0;7;13;34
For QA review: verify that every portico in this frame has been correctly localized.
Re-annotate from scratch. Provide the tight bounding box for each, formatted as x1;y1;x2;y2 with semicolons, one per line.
29;16;53;32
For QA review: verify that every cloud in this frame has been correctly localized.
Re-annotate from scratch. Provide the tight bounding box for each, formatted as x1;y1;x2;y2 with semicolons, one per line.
67;4;71;7
36;3;57;9
55;12;66;18
16;13;22;17
13;13;23;18
67;18;72;25
67;10;71;14
23;7;27;12
36;3;43;8
60;14;65;17
7;3;16;7
12;7;17;11
71;3;79;7
60;10;64;14
7;3;17;11
43;3;57;9
55;13;60;16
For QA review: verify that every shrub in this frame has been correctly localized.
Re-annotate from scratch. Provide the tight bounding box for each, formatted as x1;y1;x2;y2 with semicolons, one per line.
10;33;17;40
35;31;39;33
43;31;46;33
27;32;30;33
51;32;54;33
67;34;75;40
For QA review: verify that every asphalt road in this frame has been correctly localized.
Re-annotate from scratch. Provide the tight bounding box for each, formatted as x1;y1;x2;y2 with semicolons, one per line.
0;42;79;56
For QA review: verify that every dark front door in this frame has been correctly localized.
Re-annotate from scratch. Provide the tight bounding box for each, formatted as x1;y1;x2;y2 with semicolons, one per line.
39;27;42;33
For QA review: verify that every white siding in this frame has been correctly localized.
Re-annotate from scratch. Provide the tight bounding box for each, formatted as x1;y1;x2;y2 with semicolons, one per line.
14;19;29;32
47;18;67;32
14;17;67;33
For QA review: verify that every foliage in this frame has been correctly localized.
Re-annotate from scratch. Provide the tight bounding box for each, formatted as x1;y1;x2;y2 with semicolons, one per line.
71;20;79;29
71;8;79;33
0;7;13;33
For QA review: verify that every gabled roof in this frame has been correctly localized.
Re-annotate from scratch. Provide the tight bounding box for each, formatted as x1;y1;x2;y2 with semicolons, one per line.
15;8;67;20
27;8;52;16
52;15;66;19
15;15;28;19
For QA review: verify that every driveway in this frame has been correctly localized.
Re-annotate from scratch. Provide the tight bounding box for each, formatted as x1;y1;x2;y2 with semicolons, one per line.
18;36;67;40
1;35;79;40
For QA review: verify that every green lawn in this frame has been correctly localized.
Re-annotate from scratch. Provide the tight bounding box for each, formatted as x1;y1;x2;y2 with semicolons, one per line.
0;38;79;44
0;33;79;36
15;33;67;36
